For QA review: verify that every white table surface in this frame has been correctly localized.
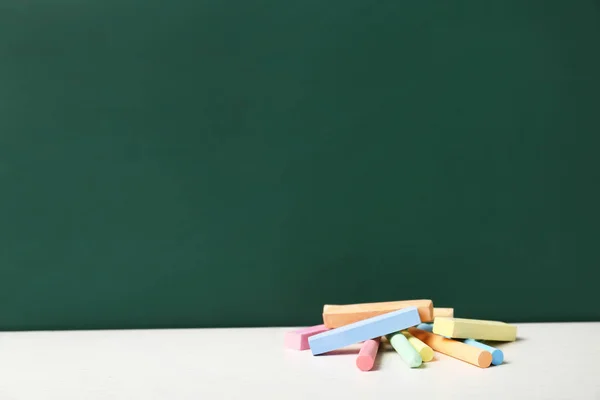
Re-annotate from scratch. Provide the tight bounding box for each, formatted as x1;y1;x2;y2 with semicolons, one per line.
0;322;598;399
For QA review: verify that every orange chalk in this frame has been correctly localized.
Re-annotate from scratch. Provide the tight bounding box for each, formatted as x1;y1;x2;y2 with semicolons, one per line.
356;338;380;371
323;300;433;328
408;328;492;368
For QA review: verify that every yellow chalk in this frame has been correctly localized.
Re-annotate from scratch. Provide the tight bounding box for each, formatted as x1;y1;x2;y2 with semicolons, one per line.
402;330;434;362
433;307;454;318
433;317;517;341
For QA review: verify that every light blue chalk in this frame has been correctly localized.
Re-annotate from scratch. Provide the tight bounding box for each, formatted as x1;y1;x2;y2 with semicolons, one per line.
463;339;504;365
308;307;421;355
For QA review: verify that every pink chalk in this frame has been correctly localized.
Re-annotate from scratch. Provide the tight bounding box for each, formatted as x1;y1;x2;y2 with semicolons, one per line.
356;337;380;371
284;324;330;350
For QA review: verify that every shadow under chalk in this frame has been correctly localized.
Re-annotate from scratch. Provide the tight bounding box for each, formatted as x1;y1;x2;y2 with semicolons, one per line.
485;336;526;349
373;344;430;370
321;346;385;372
474;338;524;366
324;348;361;356
370;358;382;372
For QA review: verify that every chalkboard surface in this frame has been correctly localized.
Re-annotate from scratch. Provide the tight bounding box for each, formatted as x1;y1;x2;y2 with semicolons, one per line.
1;0;599;331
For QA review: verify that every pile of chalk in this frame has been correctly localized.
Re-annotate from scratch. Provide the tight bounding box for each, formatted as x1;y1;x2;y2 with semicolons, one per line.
284;300;516;370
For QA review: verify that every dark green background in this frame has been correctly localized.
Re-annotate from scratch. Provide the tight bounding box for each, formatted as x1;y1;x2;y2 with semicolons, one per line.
1;0;598;331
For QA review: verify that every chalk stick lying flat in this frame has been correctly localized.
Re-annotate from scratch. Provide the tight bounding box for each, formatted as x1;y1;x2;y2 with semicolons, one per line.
416;323;433;332
402;331;434;362
356;338;380;371
463;339;504;365
408;328;492;368
284;324;330;350
433;317;517;341
433;308;454;318
387;332;422;368
322;300;433;328
309;307;421;355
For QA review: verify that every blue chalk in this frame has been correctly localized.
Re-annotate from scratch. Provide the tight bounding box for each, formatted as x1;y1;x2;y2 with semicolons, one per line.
308;307;421;355
463;339;504;365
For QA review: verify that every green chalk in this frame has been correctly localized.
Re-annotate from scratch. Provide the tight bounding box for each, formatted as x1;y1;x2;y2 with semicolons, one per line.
387;332;422;368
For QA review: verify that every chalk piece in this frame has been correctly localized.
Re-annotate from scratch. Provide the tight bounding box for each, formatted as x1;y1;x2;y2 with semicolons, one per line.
464;339;504;365
309;307;421;355
433;317;517;341
387;332;422;368
402;331;434;362
408;328;492;368
322;300;433;328
356;338;380;371
284;324;329;350
416;323;433;332
433;307;454;318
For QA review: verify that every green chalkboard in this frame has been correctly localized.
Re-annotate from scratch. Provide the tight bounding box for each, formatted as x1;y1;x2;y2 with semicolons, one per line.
1;0;599;331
